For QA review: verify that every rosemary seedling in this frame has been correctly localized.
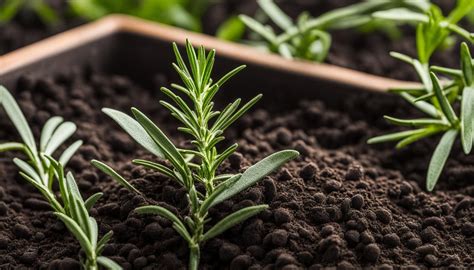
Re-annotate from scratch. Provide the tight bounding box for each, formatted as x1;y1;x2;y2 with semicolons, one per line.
92;40;298;269
369;43;474;191
239;0;430;62
0;87;121;270
373;0;474;65
0;0;59;25
368;0;474;191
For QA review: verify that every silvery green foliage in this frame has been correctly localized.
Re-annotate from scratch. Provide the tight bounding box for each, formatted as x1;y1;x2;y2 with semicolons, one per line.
93;40;298;270
0;87;121;270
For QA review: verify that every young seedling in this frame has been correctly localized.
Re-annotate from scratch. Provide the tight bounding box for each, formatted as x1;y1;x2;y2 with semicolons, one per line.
368;43;474;191
0;87;121;270
0;0;59;25
368;0;474;191
373;0;474;65
239;0;430;62
69;0;210;32
92;40;299;269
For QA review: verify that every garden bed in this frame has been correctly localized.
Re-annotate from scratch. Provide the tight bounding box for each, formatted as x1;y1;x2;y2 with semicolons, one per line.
0;0;466;81
0;23;472;269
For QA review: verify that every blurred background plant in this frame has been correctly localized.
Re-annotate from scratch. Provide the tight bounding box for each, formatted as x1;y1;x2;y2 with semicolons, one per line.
238;0;430;63
0;0;59;25
69;0;209;32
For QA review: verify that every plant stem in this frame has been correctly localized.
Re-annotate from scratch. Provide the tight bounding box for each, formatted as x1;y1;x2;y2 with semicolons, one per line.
189;244;200;270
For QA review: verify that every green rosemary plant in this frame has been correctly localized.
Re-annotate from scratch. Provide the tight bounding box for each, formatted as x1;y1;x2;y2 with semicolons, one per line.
0;0;59;25
368;0;474;191
69;0;210;32
373;0;474;65
0;87;121;270
92;40;298;269
368;43;474;191
239;0;430;62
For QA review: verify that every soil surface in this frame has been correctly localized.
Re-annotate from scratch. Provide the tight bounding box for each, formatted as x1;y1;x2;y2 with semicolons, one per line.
0;66;472;269
1;0;471;81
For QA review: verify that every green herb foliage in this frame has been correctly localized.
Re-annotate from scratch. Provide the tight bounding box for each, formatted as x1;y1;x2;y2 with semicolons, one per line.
368;0;474;191
239;0;430;62
69;0;210;32
0;87;121;270
373;0;474;64
92;41;298;269
0;0;59;25
368;42;474;191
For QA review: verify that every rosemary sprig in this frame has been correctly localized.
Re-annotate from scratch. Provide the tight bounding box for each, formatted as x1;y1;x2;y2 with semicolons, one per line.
0;87;121;270
368;42;474;191
0;0;59;25
92;40;298;269
239;0;430;62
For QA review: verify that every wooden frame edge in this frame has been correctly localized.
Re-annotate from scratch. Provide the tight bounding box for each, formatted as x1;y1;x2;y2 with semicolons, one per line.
0;14;419;92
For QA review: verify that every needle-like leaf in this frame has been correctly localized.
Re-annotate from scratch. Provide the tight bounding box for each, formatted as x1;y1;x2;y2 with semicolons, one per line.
427;129;458;191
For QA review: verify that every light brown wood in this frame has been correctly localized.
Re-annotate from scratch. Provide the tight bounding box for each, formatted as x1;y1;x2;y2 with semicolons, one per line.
0;14;419;92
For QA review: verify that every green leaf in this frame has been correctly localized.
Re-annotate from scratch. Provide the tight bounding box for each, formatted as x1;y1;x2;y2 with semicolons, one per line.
218;94;263;131
212;150;298;206
131;108;191;187
400;93;438;118
0;142;24;152
395;127;440;149
59;140;83;167
0;0;23;22
89;217;98;249
102;108;164;158
426;129;458;191
132;159;180;183
97;256;122;270
199;174;241;214
91;160;141;194
84;192;103;211
215;65;247;89
384;116;447;127
372;8;428;23
239;15;277;44
32;0;59;25
40;117;63;151
430;66;463;78
0;86;37;154
54;212;93;258
202;205;268;241
461;43;473;86
97;231;113;255
461;86;474;154
44;122;77;156
216;16;246;41
258;0;293;30
431;72;459;124
389;51;413;65
13;158;42;184
367;128;429;144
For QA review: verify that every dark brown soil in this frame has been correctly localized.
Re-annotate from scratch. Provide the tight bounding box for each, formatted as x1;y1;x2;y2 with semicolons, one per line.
1;0;471;81
0;65;472;269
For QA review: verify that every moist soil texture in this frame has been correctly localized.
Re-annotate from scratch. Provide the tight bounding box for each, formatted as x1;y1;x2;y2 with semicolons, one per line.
0;0;470;81
0;65;472;269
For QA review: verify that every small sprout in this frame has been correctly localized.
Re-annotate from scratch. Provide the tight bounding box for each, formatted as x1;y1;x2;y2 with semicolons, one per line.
0;87;121;270
93;40;298;269
368;42;474;191
239;0;429;62
0;0;59;25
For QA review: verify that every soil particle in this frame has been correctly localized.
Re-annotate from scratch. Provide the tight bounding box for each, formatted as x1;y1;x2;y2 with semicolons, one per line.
363;243;381;263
